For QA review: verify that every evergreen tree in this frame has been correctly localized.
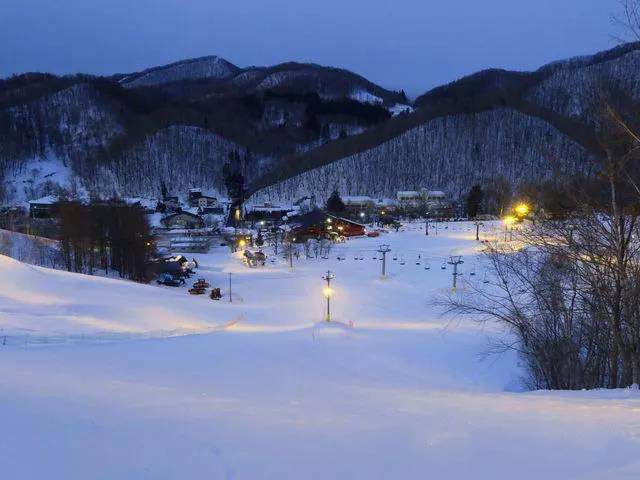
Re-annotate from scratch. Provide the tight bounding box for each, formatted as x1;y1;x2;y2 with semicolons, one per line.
255;229;264;247
326;190;346;212
466;184;484;218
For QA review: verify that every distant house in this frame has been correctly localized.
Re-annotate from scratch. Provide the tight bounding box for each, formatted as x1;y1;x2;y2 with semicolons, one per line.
28;195;59;219
289;209;366;241
423;189;446;201
161;211;205;230
164;196;181;212
342;195;375;213
200;206;224;215
188;188;202;204
197;196;218;209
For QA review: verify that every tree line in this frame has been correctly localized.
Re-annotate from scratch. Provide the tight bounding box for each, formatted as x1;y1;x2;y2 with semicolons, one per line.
56;202;155;282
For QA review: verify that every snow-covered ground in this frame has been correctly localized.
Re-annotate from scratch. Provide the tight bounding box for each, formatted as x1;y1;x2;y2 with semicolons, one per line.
1;222;639;479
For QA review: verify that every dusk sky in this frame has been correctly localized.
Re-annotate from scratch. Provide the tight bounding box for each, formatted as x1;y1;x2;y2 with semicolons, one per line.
0;0;622;95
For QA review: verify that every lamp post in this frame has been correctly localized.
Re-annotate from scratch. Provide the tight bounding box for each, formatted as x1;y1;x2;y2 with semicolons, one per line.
322;270;334;321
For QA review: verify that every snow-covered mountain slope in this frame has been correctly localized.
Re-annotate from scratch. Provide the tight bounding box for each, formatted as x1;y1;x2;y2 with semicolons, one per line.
88;126;248;199
119;55;240;87
249;42;640;201
0;254;234;335
1;43;638;205
253;108;593;204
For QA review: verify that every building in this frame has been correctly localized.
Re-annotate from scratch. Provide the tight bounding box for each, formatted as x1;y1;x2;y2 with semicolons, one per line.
423;189;446;201
28;195;59;219
396;191;422;205
289;209;366;241
161;212;205;230
197;196;218;209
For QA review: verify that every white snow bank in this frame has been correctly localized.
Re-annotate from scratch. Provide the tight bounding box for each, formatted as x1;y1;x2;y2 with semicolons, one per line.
0;254;235;336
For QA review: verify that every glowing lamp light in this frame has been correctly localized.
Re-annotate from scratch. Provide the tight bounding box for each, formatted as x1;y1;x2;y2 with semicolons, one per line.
503;215;516;226
515;203;530;217
338;226;344;231
360;212;365;218
323;287;333;297
238;239;246;247
327;225;333;230
381;211;386;215
326;218;332;223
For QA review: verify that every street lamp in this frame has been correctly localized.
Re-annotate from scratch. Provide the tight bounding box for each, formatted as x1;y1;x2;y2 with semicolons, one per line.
322;270;334;321
515;203;530;217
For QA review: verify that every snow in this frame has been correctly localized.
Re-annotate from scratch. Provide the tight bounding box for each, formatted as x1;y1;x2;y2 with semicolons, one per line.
2;155;79;206
0;221;639;479
350;89;383;104
389;103;414;116
122;56;238;88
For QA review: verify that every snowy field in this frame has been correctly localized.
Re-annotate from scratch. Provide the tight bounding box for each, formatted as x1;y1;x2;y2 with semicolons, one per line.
1;222;639;479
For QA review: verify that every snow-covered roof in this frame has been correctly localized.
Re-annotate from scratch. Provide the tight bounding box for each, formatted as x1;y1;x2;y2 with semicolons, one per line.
397;191;421;199
342;196;373;205
426;190;446;198
28;195;58;205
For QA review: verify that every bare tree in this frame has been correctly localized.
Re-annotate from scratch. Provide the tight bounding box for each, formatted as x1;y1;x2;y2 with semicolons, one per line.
613;0;640;41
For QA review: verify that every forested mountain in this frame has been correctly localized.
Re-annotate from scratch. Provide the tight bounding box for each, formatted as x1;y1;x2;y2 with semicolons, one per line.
0;57;408;204
251;42;640;203
1;43;638;206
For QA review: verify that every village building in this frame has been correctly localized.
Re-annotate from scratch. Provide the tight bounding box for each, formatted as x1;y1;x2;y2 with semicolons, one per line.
28;195;59;219
196;196;218;209
161;211;205;230
288;209;366;241
342;195;375;214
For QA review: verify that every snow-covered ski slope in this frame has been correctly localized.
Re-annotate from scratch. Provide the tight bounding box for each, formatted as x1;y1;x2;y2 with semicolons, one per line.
1;222;639;479
0;254;236;337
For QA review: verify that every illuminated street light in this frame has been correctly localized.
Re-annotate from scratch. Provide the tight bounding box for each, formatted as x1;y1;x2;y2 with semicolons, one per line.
515;203;530;217
322;270;335;321
359;212;365;218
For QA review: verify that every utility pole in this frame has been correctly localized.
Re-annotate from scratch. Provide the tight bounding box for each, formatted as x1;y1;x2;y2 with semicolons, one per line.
288;242;294;268
322;270;334;321
425;217;429;236
377;244;391;277
474;221;483;241
229;272;232;303
448;256;464;291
